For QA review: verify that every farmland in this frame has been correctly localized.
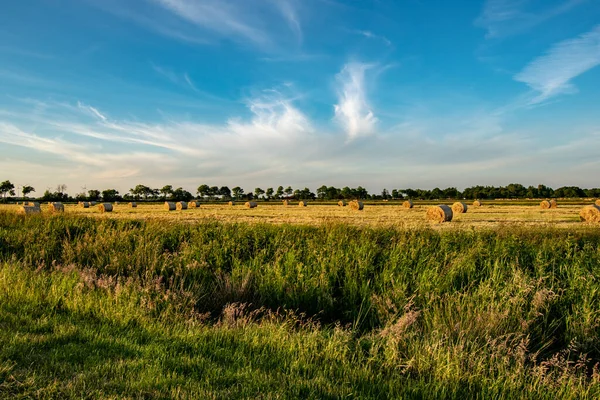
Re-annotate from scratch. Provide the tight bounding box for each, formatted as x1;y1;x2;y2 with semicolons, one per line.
1;203;600;398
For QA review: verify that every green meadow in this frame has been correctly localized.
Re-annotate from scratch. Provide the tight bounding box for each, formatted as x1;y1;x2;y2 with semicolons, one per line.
1;212;600;398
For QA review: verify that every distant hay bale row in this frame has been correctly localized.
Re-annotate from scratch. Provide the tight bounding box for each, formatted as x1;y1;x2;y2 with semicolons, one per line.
189;201;200;208
349;200;363;211
580;205;600;223
338;200;346;207
452;202;468;214
129;202;137;208
540;200;558;209
176;201;188;211
17;205;40;215
78;201;90;208
48;202;64;213
427;205;453;223
403;200;413;209
98;203;113;213
473;200;481;207
298;201;307;207
245;201;258;209
228;201;235;206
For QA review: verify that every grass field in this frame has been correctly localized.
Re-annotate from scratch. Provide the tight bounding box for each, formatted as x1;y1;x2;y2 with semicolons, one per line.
1;206;600;398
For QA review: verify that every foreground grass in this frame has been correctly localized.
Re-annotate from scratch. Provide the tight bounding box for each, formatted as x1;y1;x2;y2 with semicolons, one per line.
1;212;600;398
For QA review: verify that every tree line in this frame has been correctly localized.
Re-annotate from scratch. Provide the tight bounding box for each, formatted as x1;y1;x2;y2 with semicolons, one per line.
1;179;600;203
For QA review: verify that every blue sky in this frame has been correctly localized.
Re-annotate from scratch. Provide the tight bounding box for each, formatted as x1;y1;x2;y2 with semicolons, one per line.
1;0;600;195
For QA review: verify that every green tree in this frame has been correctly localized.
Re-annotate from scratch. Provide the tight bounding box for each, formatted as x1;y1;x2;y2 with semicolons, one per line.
160;185;173;199
266;187;274;200
87;190;100;200
22;185;35;197
284;186;293;197
102;189;119;202
219;186;231;199
0;180;15;200
254;188;265;200
276;186;284;199
197;184;210;198
232;187;244;200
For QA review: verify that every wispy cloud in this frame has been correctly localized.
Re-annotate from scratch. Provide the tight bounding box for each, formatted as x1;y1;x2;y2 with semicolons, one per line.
514;25;600;103
333;63;378;140
475;0;586;39
354;30;392;47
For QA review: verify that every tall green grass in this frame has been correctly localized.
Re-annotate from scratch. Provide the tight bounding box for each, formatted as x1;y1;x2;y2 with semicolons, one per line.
1;211;600;398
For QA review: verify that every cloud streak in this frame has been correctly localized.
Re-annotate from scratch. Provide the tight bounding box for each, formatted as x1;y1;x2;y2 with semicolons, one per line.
334;63;378;140
514;25;600;103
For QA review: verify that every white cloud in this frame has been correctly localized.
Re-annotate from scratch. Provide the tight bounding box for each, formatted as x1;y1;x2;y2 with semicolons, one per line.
475;0;585;39
514;25;600;103
333;63;378;140
355;30;392;47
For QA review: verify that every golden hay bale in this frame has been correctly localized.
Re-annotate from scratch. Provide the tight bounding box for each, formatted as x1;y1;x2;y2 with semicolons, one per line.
298;201;307;207
164;201;176;211
338;200;346;207
283;200;289;206
24;201;40;207
452;202;468;214
98;203;113;213
17;205;40;215
48;202;64;213
473;200;481;207
228;201;235;206
403;200;413;209
129;202;137;208
188;201;200;208
550;199;557;209
349;200;364;211
427;205;453;223
580;205;600;223
245;201;257;209
595;199;600;207
540;200;551;209
78;202;90;208
176;201;188;211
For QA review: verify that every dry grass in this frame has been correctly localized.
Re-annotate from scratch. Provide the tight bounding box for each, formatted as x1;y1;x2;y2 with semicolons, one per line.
1;202;595;230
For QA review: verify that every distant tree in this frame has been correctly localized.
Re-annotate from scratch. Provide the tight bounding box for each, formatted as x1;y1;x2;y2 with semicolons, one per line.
266;187;274;200
102;189;119;202
87;189;100;200
254;187;265;200
276;186;284;199
391;189;399;199
284;186;293;197
317;185;328;200
56;184;67;194
22;185;35;197
160;185;173;199
197;184;210;198
0;180;15;200
219;186;231;199
381;188;389;200
232;187;244;200
172;187;193;201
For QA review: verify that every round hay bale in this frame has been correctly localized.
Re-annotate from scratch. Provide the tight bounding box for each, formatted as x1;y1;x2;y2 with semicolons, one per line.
24;201;40;207
452;202;468;214
98;203;113;213
595;199;600;207
17;205;41;215
129;202;137;208
349;200;364;211
298;201;307;207
427;205;453;223
228;201;235;206
188;201;200;208
164;201;176;211
283;200;289;206
90;201;97;206
402;200;413;209
245;201;257;209
338;200;346;207
78;201;90;208
580;205;600;223
473;200;481;207
176;201;188;211
550;199;557;209
48;202;64;213
540;200;551;209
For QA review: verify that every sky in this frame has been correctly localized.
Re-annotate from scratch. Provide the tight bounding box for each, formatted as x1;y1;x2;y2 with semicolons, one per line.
1;0;600;196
